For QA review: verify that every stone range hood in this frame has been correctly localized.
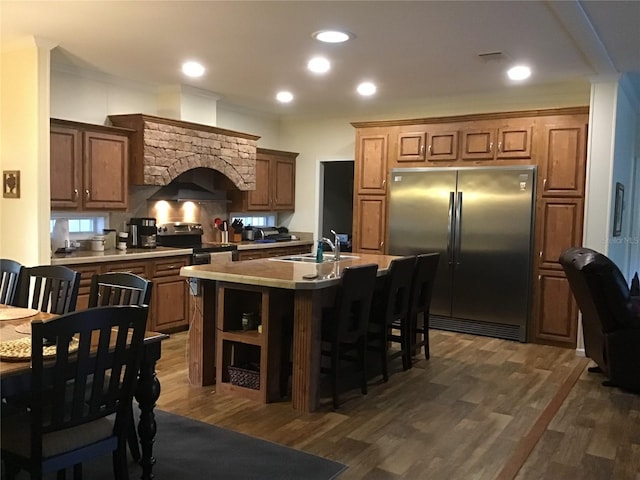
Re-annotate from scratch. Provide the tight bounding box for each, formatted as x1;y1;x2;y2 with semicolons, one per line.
108;113;260;191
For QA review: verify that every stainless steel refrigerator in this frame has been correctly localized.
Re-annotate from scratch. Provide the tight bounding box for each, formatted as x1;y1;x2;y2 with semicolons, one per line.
388;166;536;342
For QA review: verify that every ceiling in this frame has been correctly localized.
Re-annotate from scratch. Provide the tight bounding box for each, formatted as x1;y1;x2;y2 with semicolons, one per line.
2;1;639;118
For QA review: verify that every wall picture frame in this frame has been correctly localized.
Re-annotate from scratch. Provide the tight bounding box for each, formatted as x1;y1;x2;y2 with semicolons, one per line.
613;182;624;237
2;170;20;198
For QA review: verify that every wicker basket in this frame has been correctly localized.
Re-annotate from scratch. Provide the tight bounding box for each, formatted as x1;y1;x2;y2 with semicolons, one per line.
227;364;260;390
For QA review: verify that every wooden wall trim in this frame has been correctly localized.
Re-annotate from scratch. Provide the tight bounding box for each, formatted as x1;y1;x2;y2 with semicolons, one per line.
351;106;590;129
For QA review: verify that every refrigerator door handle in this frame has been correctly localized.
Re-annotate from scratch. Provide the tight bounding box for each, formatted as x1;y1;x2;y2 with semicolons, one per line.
454;191;463;265
447;191;455;265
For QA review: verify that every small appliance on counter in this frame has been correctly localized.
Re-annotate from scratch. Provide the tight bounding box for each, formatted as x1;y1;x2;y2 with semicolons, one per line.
128;217;157;249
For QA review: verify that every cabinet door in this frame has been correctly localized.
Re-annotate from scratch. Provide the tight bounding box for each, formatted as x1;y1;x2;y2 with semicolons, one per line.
461;128;496;160
427;129;459;161
535;197;584;271
247;155;271;211
356;134;388;194
397;131;426;162
152;275;189;332
353;195;387;254
496;126;532;159
272;156;295;210
69;263;103;311
50;124;82;209
83;131;129;209
532;270;578;346
539;123;587;197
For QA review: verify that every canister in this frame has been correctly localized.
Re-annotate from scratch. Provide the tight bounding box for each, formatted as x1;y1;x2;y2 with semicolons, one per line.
90;235;105;252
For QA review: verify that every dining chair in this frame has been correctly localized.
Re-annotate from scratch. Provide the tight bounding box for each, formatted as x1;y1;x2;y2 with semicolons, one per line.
16;265;80;314
405;253;440;361
88;272;153;308
1;304;148;480
367;256;416;381
320;264;378;409
0;258;23;306
88;271;153;461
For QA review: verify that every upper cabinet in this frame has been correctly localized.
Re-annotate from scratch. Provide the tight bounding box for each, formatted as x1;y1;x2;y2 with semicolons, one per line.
50;119;132;210
356;128;388;195
243;148;297;212
397;126;459;163
461;123;532;161
539;120;587;197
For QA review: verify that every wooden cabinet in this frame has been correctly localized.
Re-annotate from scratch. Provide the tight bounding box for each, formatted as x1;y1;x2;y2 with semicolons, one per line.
461;124;532;161
397;126;458;163
245;148;297;211
150;257;189;332
50;119;131;210
215;283;292;403
353;195;387;254
63;254;190;333
532;270;579;345
356;130;388;195
539;122;587;197
351;107;588;348
72;263;103;311
236;244;313;261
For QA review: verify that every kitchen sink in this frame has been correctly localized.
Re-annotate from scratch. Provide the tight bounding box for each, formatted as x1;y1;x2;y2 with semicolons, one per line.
270;253;359;263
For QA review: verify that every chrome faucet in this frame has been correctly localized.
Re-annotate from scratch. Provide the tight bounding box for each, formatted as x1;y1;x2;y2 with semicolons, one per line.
321;229;341;260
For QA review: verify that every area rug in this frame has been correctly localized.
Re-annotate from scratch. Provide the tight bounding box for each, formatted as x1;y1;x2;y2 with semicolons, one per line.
6;409;346;479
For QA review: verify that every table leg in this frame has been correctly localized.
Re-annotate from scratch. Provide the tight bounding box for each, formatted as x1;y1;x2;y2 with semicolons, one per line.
135;341;162;480
291;289;322;412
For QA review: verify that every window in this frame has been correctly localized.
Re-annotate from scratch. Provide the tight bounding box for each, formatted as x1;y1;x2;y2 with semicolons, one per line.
231;214;276;228
50;212;108;238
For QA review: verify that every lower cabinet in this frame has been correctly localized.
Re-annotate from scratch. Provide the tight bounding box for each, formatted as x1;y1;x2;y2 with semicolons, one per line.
532;270;578;345
236;243;313;261
63;254;190;333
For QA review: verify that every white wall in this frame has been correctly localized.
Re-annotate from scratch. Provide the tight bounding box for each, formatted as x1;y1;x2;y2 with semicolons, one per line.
0;39;54;265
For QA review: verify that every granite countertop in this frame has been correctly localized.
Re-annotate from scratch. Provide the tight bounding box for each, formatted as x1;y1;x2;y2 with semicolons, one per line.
50;246;193;265
51;238;314;265
180;253;399;290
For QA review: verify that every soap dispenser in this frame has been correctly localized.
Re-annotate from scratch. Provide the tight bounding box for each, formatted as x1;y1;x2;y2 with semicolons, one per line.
316;241;324;263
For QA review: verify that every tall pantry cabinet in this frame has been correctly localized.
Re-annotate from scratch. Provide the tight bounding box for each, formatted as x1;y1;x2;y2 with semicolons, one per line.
351;107;589;348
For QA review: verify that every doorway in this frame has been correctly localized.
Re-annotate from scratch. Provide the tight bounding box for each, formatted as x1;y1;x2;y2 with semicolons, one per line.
318;160;354;249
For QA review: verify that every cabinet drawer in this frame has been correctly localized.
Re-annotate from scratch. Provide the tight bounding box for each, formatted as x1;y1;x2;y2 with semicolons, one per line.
237;251;265;261
68;263;103;311
152;256;189;277
104;261;149;278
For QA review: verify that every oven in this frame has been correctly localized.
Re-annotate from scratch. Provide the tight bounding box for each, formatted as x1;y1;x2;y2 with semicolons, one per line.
156;222;238;264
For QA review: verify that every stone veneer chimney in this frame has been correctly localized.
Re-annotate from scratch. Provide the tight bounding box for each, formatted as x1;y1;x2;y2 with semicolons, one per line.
108;114;260;191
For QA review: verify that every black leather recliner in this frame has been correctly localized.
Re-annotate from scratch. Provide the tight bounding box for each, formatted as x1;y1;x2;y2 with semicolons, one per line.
560;247;640;392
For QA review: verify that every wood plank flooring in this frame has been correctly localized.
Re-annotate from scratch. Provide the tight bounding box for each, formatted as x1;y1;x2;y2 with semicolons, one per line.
155;329;640;479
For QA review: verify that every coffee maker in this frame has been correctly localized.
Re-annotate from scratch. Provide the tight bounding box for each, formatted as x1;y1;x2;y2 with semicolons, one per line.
129;217;157;248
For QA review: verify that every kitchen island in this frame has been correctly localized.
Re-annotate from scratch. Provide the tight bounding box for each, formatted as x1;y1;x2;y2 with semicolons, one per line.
180;253;399;412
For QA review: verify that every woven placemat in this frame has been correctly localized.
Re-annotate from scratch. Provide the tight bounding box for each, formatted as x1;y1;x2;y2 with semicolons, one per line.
0;305;40;321
0;337;79;362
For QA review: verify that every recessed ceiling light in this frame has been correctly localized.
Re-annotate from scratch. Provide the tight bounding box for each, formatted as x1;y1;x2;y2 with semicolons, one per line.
312;30;353;43
276;91;294;103
182;61;205;78
357;82;376;96
507;65;531;81
307;56;331;74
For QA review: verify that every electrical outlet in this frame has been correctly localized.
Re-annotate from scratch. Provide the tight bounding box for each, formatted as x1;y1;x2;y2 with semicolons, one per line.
188;278;201;296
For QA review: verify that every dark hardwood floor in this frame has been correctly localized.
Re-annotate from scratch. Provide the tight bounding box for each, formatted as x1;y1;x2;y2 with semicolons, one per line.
154;329;640;479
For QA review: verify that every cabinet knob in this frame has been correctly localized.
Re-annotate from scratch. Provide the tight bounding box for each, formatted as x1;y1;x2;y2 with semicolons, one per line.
73;188;79;200
498;141;502;152
382;178;386;187
420;144;425;155
85;189;90;199
543;178;547;190
489;142;494;152
428;145;432;155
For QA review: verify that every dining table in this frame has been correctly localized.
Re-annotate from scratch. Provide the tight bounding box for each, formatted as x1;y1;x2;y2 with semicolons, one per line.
0;304;168;480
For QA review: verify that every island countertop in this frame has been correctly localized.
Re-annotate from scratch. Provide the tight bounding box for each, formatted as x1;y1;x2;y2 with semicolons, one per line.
180;253;399;289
